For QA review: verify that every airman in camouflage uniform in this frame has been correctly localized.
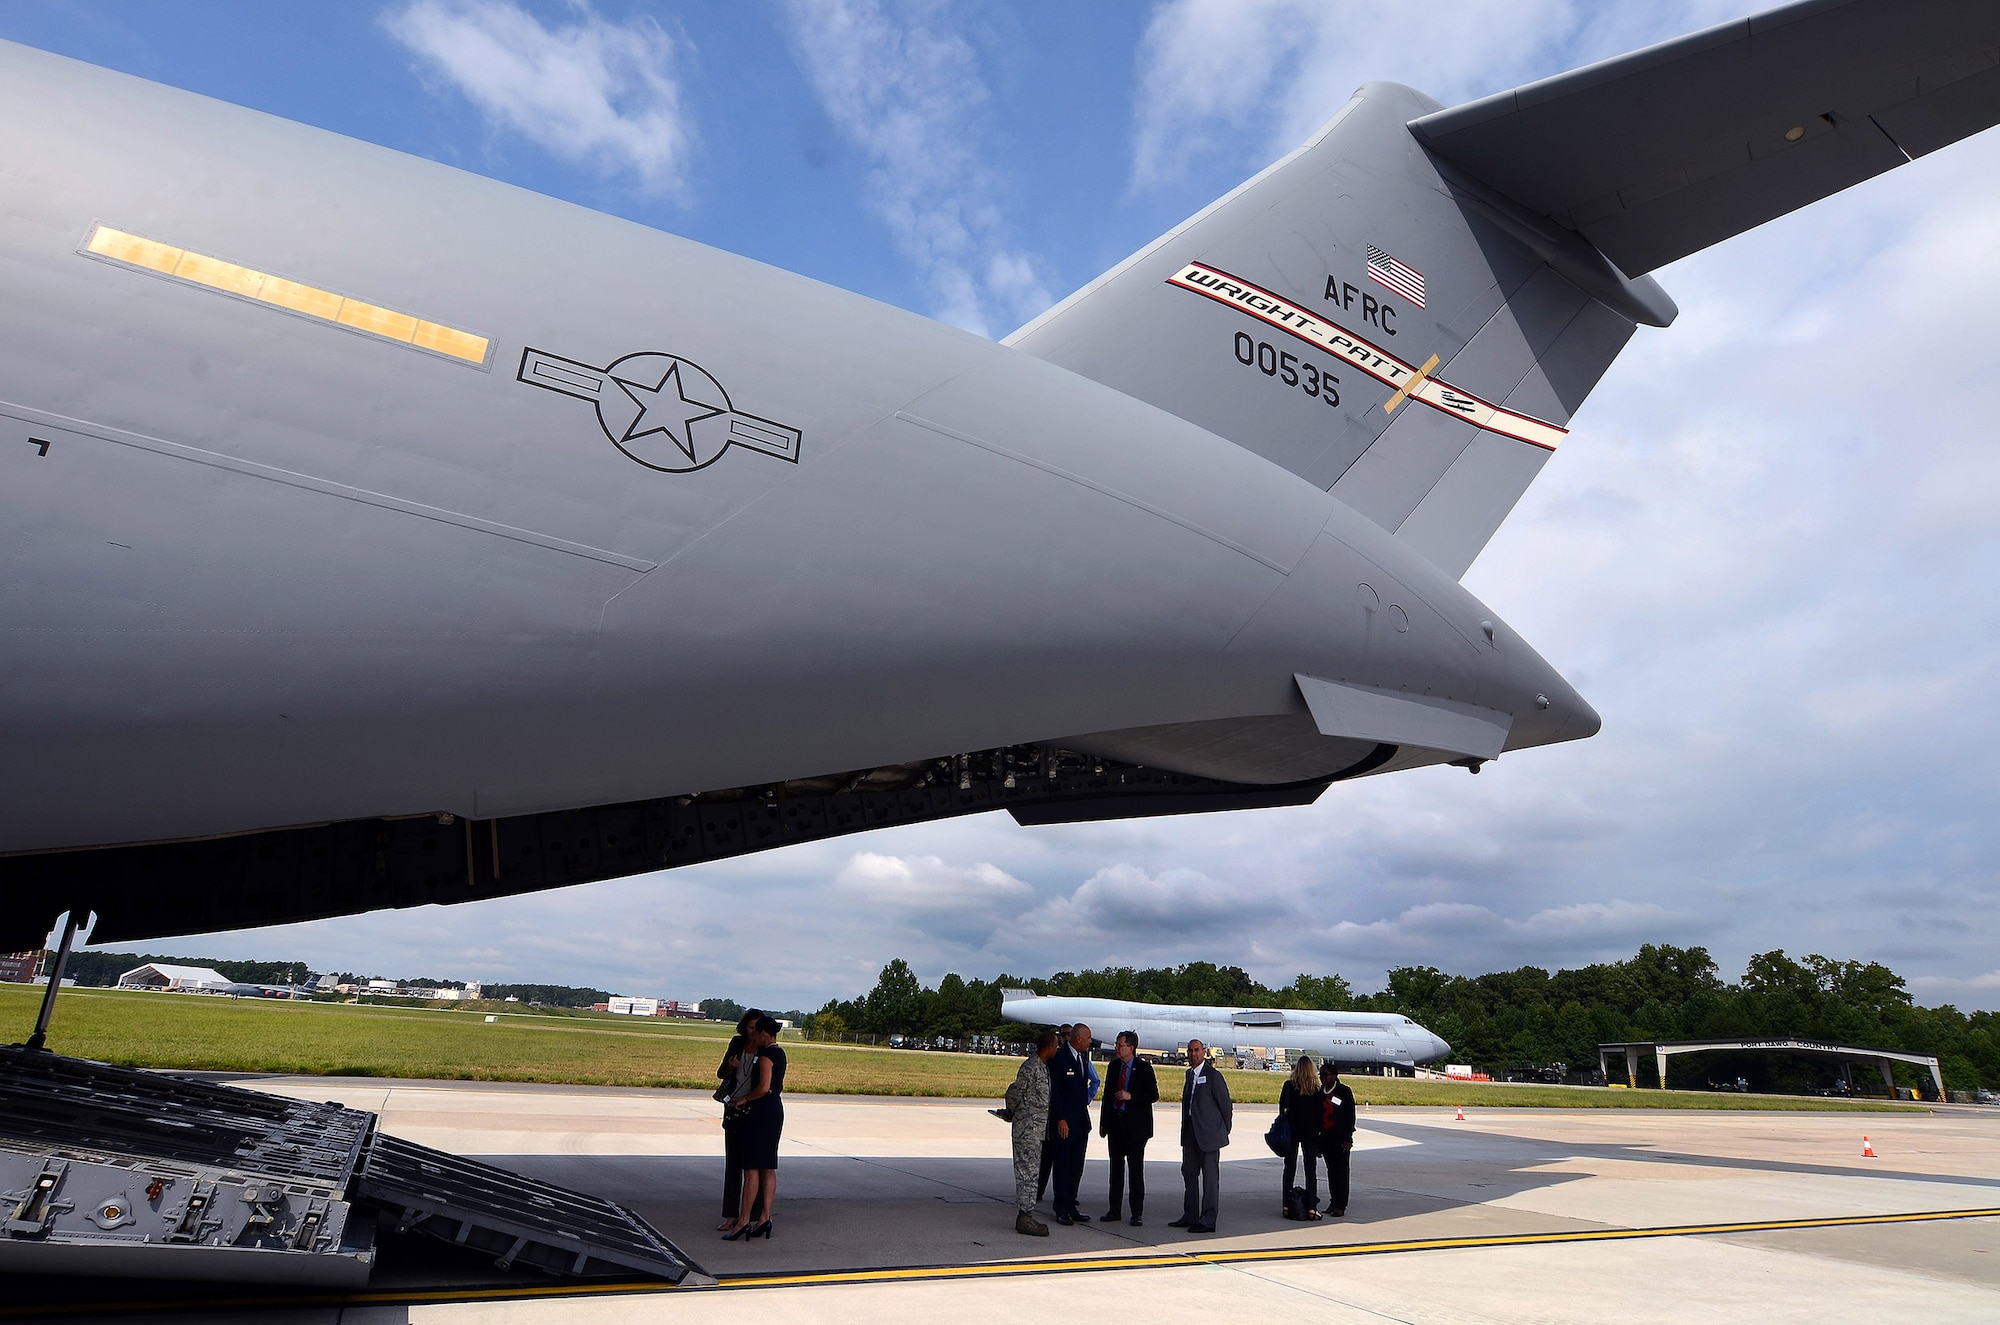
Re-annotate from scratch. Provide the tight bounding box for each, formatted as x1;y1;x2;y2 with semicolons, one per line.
1010;1030;1059;1235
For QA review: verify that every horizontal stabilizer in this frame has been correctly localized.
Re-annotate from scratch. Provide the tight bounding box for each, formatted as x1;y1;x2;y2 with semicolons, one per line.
1411;0;2000;277
1295;674;1510;761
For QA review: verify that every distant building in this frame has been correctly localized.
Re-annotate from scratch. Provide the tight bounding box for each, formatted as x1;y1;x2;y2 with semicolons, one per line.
660;1000;702;1018
117;963;232;994
0;951;41;984
463;981;482;1000
608;997;659;1017
366;979;395;992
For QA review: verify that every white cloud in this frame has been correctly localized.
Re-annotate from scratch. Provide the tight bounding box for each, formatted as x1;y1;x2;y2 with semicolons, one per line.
780;0;1051;336
1130;1;1764;190
833;851;1034;945
1019;863;1290;944
383;0;695;194
1914;970;2000;991
1909;971;2000;1011
1318;900;1688;964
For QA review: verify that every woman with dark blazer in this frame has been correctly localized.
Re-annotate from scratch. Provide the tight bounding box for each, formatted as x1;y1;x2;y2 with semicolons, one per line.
716;1008;763;1229
1278;1055;1323;1219
721;1015;786;1240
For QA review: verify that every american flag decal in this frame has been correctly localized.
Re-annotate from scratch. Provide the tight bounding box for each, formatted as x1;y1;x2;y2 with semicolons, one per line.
1366;245;1425;308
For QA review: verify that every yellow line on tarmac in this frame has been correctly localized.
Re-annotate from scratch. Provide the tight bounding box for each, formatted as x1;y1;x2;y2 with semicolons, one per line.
8;1207;1998;1316
715;1206;2000;1288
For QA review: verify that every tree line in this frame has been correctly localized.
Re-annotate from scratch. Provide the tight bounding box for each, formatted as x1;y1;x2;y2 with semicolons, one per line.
803;946;2000;1092
59;950;313;989
51;951;621;1008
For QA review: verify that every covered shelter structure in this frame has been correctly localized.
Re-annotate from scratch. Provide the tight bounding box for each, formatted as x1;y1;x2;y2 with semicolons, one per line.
1599;1038;1943;1099
115;962;230;993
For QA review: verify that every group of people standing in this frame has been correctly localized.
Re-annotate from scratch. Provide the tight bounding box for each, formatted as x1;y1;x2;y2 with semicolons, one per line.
1008;1027;1349;1237
713;1011;1357;1243
715;1010;787;1241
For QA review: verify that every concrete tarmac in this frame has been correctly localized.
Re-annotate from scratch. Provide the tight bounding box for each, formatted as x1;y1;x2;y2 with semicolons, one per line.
8;1076;1997;1324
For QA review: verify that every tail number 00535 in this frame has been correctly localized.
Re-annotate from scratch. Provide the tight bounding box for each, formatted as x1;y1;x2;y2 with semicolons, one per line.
1233;332;1339;407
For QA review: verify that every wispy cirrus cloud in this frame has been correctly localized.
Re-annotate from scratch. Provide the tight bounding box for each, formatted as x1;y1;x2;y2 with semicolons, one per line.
383;0;695;194
1129;1;1761;190
780;0;1051;336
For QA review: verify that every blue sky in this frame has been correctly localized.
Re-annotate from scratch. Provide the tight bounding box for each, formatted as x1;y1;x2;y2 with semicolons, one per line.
9;2;2000;1013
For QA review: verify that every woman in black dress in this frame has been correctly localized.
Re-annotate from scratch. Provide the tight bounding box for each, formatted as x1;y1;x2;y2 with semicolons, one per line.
722;1015;786;1240
716;1009;764;1230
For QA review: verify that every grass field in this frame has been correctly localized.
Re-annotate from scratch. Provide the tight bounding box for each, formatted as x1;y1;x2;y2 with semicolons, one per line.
1;985;1921;1110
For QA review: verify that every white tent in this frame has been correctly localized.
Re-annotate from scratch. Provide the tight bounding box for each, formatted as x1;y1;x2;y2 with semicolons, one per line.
117;963;231;993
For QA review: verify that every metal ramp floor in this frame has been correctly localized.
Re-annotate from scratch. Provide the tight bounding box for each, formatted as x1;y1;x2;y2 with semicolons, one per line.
0;1047;708;1287
357;1132;703;1280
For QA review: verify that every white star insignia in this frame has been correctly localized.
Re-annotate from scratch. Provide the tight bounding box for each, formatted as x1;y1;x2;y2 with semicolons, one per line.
615;361;727;463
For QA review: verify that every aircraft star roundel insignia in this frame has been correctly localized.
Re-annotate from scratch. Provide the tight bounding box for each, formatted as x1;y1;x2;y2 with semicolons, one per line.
517;347;801;473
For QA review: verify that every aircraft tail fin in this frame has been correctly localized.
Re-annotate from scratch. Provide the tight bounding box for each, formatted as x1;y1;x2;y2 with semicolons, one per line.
1009;0;2000;577
1007;81;1655;578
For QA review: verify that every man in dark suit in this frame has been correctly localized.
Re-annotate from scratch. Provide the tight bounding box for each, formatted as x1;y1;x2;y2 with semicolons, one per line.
1037;1022;1088;1205
1098;1030;1158;1226
1047;1022;1094;1225
1169;1038;1232;1233
1318;1060;1357;1217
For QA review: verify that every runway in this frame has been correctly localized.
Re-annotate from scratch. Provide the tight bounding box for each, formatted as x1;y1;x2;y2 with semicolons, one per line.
7;1076;1996;1323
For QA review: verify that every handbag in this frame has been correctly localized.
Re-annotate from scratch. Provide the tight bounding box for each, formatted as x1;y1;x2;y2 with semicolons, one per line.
717;1050;758;1108
715;1044;742;1103
1263;1110;1292;1157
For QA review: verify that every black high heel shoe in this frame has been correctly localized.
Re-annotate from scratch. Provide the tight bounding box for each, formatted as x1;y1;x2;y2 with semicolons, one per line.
747;1219;773;1240
720;1222;750;1241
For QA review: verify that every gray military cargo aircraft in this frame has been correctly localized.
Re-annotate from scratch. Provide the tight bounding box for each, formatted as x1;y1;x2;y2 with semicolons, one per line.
999;991;1451;1070
4;0;1998;953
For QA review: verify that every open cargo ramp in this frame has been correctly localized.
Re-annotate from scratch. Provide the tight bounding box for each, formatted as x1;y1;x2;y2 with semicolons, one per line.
356;1132;709;1281
0;1046;707;1287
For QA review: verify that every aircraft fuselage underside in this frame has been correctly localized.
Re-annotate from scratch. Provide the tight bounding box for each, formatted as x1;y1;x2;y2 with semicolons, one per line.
0;743;1391;950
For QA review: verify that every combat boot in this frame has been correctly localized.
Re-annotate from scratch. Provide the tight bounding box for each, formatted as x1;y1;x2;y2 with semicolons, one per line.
1016;1211;1049;1236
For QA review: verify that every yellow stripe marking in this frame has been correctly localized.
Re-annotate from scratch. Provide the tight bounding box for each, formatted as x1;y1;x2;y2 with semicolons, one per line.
82;224;490;366
1383;351;1440;414
7;1206;1995;1316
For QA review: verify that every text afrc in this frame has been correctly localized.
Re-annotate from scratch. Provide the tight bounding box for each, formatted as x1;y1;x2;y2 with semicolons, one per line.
1324;276;1398;336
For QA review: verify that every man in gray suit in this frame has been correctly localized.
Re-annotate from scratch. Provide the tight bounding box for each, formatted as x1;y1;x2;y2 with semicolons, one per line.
1168;1038;1232;1233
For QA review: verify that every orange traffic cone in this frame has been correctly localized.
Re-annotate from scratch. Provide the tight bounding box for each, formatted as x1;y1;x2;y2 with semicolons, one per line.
1862;1136;1876;1157
1455;1105;1466;1121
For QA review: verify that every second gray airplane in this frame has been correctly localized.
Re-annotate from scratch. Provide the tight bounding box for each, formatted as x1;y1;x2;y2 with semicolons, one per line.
1000;992;1450;1070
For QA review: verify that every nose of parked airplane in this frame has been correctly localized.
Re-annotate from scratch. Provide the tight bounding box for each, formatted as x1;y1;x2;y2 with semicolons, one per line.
1426;1031;1451;1062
